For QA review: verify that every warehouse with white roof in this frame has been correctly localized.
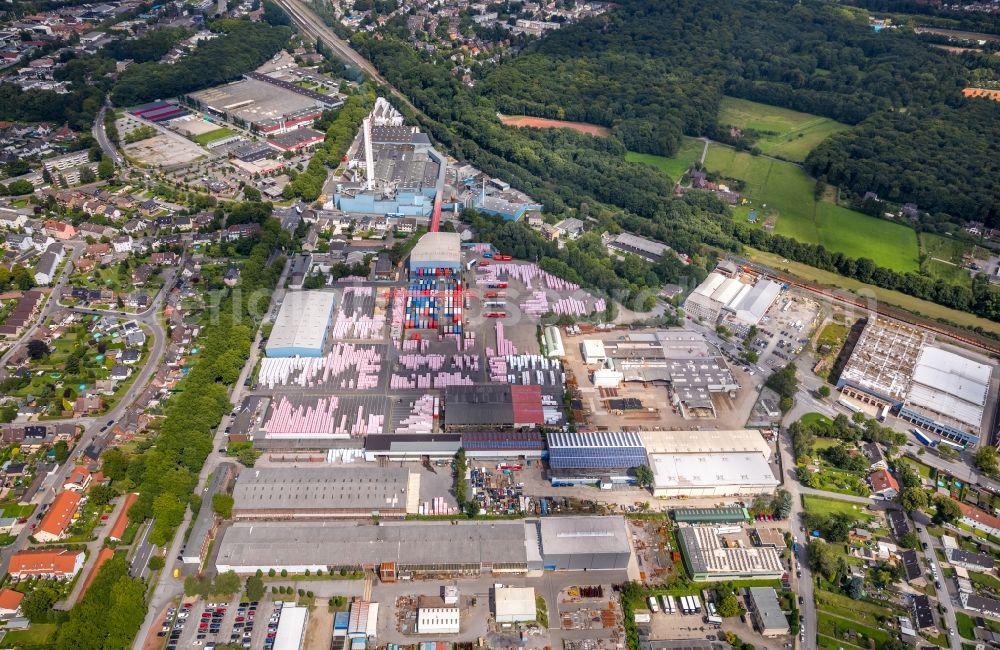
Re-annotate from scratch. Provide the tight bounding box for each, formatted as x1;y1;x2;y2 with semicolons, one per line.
265;291;336;358
899;345;993;447
409;231;461;273
719;279;783;336
684;272;745;323
273;605;308;650
494;586;536;623
838;317;995;447
683;271;781;333
641;430;778;497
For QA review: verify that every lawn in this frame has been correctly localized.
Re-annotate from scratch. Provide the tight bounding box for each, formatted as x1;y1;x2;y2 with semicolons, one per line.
814;590;901;650
970;570;1000;594
813;321;849;378
802;495;876;523
0;623;58;648
742;248;1000;335
705;144;921;272
920;232;972;287
957;612;978;640
0;503;36;518
815;322;848;352
812;437;841;451
901;458;933;480
70;266;127;292
0;299;16;327
800;412;832;427
192;127;236;146
809;468;871;497
626;137;704;182
717;96;850;162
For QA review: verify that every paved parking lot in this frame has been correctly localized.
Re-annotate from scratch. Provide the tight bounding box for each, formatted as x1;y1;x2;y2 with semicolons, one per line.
158;596;281;649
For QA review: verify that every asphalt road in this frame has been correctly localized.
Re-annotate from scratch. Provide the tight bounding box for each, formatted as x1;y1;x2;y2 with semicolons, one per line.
131;256;291;650
778;426;816;650
0;243;83;375
914;515;961;650
93;103;124;167
129;519;155;579
0;269;170;576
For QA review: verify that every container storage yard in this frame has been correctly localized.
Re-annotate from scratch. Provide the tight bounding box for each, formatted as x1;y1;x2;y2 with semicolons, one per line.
245;233;603;448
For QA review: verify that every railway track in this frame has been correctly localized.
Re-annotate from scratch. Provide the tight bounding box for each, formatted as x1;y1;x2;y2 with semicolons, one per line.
728;255;1000;355
274;0;423;118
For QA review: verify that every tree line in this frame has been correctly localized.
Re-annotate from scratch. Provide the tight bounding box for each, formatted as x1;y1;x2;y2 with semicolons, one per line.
102;205;287;551
724;218;999;323
111;19;291;106
284;85;376;201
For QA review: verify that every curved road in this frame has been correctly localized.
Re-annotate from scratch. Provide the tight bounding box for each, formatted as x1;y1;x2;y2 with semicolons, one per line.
93;103;124;167
0;269;171;576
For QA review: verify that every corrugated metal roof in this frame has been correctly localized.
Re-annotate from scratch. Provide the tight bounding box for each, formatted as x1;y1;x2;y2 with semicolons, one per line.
510;385;543;424
461;431;543;450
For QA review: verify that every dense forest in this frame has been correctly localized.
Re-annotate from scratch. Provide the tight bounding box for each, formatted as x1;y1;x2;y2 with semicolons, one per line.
806;101;1000;223
0;80;106;131
352;0;1000;325
478;0;969;144
470;0;999;225
111;19;291;105
0;19;289;131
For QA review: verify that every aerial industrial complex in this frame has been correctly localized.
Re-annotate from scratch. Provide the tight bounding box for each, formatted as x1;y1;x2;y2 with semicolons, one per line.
8;3;1000;649
162;87;998;650
684;270;783;336
837;316;994;446
332;98;447;218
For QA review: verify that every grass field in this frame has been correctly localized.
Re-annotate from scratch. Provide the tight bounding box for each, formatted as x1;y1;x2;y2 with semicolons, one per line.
920;232;973;286
626;137;704;182
192;127;236;146
743;248;1000;335
802;495;876;523
970;570;1000;594
0;623;57;648
705;144;920;272
0;503;35;518
814;590;900;650
901;458;933;480
718;97;850;162
800;412;832;427
812;438;842;451
957;612;978;640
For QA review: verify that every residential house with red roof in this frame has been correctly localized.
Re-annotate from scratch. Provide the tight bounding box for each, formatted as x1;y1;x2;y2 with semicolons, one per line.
869;469;900;499
9;549;85;579
34;490;81;542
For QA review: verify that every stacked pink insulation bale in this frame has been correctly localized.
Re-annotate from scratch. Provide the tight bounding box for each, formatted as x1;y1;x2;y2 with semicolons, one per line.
395;394;436;434
256;344;381;389
263;397;338;436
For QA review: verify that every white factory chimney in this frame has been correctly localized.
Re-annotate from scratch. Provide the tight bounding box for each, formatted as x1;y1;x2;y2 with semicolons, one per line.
363;116;375;191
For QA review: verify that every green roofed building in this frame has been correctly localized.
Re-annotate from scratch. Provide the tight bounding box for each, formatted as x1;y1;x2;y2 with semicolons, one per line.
672;507;749;524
